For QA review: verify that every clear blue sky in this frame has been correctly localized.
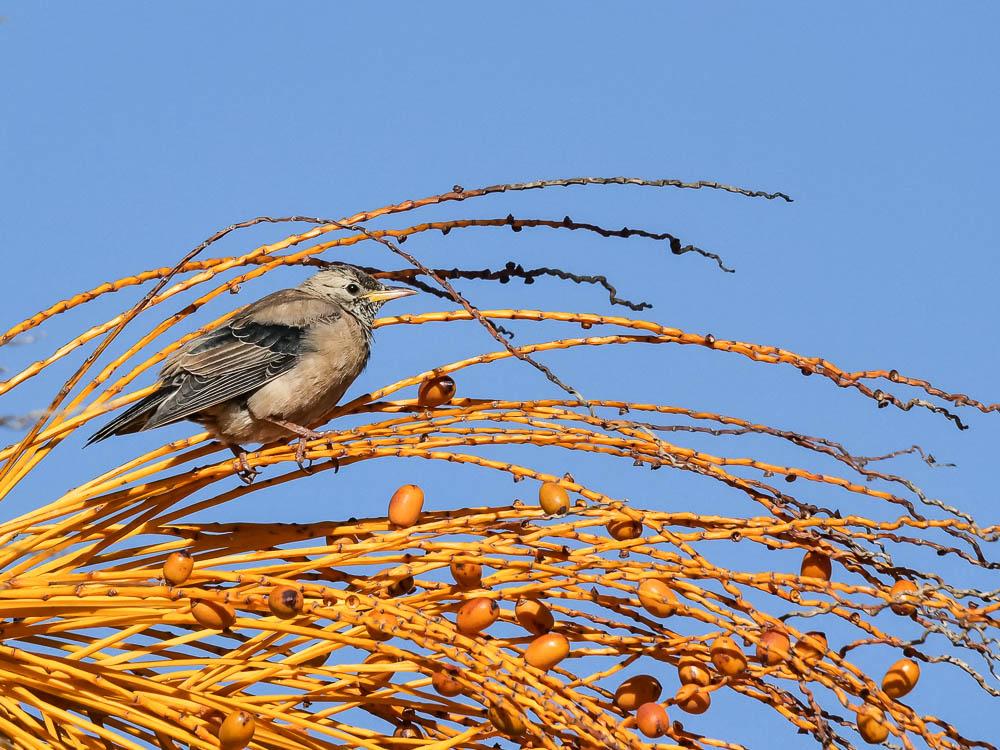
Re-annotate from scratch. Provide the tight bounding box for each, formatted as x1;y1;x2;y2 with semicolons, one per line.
1;3;998;748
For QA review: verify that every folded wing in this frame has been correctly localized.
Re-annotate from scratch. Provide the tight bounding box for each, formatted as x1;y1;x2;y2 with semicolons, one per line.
87;289;340;442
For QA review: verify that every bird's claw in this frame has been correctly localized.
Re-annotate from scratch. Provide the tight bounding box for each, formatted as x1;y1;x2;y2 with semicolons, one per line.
319;437;340;474
237;466;260;485
233;453;260;485
295;438;315;474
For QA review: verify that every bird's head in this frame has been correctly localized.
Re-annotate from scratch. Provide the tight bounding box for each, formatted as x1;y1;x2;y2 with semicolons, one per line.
300;264;416;327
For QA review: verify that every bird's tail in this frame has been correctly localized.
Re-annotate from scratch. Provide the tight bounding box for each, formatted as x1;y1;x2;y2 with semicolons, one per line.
85;390;172;446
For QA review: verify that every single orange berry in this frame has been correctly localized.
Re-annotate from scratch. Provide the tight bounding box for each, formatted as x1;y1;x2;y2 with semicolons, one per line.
635;702;669;738
674;684;711;714
889;580;919;616
450;560;483;589
515;598;554;635
365;610;399;642
757;629;791;666
857;705;890;743
393;723;424;738
637;579;679;617
614;675;662;711
488;700;526;738
710;635;747;676
218;710;255;750
431;666;463;697
882;657;920;698
387;575;415;597
191;600;236;630
456;597;500;635
606;517;643;541
538;481;570;515
524;632;570;670
388;484;424;527
793;631;828;666
677;657;710;687
163;550;193;586
356;653;397;693
800;550;833;581
268;585;303;619
418;375;456;408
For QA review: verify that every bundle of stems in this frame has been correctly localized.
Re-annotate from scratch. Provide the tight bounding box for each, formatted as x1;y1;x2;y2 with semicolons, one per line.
0;177;995;750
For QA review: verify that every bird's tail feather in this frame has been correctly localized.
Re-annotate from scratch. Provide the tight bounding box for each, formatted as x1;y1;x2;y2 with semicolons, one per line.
85;390;172;446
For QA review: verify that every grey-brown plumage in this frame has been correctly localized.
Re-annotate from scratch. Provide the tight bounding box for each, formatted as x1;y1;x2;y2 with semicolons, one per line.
88;264;415;478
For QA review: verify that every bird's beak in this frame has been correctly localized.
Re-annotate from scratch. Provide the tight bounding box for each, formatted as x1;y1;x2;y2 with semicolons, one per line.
365;286;418;303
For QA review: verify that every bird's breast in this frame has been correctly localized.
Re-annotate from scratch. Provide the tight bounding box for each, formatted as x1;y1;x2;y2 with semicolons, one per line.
245;317;370;427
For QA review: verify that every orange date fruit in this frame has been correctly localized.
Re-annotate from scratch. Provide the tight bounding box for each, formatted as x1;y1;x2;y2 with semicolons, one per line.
889;580;919;616
418;375;456;408
637;578;679;617
538;481;570;515
606;518;643;541
268;585;303;619
614;675;662;711
800;550;832;581
456;597;499;635
450;560;482;589
388;484;424;527
882;657;920;698
710;635;747;676
857;705;890;743
515;598;554;635
757;629;790;666
674;684;711;714
163;550;193;586
219;710;255;750
191;600;236;630
524;632;570;671
635;702;669;738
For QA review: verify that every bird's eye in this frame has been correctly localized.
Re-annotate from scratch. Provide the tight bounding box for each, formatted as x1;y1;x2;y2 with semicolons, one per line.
346;283;360;295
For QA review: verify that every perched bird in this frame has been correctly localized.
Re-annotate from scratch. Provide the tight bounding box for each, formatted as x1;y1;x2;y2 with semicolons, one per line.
88;264;416;481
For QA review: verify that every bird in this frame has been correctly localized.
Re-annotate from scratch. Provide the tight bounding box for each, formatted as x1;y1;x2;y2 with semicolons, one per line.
87;263;416;482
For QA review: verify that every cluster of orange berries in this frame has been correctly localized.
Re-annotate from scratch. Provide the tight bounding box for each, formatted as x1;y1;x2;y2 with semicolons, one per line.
160;550;310;749
161;464;924;747
614;549;922;742
391;481;571;739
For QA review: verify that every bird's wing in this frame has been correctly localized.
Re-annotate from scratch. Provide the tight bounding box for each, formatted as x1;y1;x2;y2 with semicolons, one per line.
145;290;341;430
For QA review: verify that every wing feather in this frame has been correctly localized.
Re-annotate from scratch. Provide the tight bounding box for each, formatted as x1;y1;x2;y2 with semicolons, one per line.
142;363;288;430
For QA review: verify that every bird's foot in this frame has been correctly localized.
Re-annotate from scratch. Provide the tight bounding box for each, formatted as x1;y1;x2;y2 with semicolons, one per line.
229;446;260;485
294;437;340;475
261;418;333;475
295;437;315;474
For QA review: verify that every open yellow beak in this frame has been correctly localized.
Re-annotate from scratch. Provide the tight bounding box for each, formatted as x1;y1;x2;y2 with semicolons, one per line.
365;286;418;303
